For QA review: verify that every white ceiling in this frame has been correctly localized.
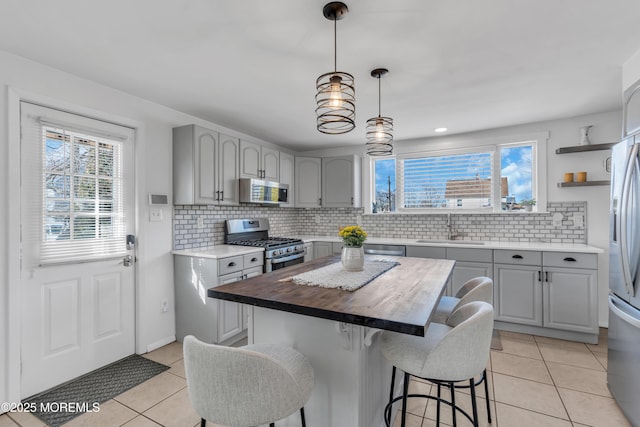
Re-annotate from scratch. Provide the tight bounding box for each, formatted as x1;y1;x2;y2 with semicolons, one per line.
3;0;640;151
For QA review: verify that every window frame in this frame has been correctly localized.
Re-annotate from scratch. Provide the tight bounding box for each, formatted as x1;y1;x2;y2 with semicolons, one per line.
364;132;548;214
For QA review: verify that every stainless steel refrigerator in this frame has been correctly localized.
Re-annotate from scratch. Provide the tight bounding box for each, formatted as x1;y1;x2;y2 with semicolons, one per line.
609;136;640;427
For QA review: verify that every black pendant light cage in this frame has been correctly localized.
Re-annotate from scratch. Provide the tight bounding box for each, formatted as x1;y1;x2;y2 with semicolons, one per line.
366;68;393;156
316;2;356;135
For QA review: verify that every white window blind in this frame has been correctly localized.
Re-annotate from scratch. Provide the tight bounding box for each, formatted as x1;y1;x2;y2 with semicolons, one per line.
34;121;127;264
399;151;494;210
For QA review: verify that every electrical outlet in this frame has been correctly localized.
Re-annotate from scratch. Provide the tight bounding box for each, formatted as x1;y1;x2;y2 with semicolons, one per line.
161;300;168;313
356;215;362;226
315;215;321;224
552;213;564;227
573;214;584;228
197;216;205;229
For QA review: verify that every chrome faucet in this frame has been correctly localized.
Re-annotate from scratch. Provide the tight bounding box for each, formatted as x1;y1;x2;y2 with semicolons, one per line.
447;213;456;240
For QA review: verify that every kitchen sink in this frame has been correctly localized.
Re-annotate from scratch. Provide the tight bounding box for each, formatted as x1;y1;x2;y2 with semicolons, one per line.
415;239;484;245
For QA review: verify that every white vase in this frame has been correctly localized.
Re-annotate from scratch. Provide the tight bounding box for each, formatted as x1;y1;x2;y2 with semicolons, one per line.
341;246;365;272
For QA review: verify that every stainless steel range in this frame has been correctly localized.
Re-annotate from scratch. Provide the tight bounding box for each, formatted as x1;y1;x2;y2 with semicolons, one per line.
225;218;305;272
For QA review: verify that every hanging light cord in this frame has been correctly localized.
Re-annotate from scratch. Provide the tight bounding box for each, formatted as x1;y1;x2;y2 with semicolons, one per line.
333;17;337;72
377;75;382;117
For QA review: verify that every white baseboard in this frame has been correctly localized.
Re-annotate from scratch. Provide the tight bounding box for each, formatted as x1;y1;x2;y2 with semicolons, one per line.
145;335;176;353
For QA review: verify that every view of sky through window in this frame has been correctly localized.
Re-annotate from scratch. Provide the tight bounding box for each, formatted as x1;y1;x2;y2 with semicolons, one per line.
373;143;534;212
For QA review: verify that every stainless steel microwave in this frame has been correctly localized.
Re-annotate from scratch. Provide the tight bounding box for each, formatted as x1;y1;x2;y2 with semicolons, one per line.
239;178;288;204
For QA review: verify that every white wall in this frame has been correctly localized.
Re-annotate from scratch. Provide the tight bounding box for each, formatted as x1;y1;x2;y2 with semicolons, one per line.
623;48;640;91
0;50;279;404
303;110;621;328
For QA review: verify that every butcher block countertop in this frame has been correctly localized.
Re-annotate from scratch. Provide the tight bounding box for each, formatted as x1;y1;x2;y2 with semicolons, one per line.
208;255;455;336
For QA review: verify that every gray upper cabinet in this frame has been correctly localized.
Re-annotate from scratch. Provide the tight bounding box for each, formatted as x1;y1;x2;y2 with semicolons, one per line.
295;157;322;208
240;140;279;182
321;155;362;208
173;125;239;205
278;151;295;208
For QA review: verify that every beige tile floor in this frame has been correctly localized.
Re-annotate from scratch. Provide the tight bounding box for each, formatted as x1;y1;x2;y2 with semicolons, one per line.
0;329;631;427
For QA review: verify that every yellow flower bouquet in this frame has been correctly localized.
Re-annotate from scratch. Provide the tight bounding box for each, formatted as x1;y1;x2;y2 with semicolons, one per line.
338;225;368;248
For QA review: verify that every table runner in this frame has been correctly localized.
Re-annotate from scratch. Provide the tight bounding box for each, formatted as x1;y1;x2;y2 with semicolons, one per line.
288;259;399;291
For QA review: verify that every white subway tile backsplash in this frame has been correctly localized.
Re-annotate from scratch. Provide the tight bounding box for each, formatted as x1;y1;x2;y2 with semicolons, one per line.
173;202;586;249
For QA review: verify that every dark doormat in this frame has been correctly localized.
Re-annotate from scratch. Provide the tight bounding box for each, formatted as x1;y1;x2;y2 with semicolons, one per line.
491;329;503;351
23;354;169;427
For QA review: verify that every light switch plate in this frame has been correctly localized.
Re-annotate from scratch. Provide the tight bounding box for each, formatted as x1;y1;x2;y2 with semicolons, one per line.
149;208;163;222
573;214;584;228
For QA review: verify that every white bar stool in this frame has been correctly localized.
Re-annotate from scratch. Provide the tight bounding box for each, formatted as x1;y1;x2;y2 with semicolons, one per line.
183;335;314;427
379;301;494;427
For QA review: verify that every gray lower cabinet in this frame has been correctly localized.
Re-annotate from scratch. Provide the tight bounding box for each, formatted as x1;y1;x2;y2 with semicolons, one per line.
447;248;493;297
314;242;332;259
494;263;543;325
494;250;598;335
174;252;263;344
543;266;598;333
406;246;492;297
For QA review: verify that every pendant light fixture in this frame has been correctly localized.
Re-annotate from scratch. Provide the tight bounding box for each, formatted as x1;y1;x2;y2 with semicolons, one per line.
366;68;393;156
315;2;355;135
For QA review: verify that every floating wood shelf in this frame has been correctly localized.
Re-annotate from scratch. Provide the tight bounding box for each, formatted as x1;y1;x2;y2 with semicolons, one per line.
557;180;611;188
555;142;617;154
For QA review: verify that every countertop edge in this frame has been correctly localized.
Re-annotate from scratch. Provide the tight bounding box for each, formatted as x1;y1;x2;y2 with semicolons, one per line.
296;236;604;254
172;246;265;259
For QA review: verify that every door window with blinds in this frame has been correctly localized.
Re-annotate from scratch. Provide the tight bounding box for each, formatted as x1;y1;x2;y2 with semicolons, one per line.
372;141;535;213
22;103;133;265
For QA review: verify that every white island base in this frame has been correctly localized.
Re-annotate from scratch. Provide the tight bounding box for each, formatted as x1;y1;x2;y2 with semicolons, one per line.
250;306;397;427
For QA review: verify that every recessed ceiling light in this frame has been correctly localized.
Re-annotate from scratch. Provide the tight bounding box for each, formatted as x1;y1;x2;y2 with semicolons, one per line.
434;127;448;133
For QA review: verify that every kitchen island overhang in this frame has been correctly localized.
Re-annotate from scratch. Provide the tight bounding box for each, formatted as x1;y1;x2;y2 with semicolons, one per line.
208;255;456;336
207;255;456;427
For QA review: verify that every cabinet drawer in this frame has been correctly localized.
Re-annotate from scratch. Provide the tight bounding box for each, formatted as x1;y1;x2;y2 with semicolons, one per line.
447;248;492;262
406;246;447;259
218;255;244;275
494;250;541;265
243;253;264;269
543;252;597;269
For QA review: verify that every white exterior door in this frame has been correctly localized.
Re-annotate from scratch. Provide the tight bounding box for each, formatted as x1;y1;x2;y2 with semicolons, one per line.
20;102;136;398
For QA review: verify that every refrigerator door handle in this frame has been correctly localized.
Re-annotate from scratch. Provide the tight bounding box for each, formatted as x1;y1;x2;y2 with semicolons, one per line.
619;143;638;296
609;294;640;329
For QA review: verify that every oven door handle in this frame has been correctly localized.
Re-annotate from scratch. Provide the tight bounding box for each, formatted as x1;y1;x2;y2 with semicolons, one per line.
269;252;306;264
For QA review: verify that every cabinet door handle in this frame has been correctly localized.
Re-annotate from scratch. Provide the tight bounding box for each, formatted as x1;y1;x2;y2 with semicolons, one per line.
318;197;322;206
545;271;549;282
215;190;220;201
351;196;354;205
512;254;523;259
538;270;542;282
220;190;224;201
250;257;258;262
228;262;236;267
563;257;577;262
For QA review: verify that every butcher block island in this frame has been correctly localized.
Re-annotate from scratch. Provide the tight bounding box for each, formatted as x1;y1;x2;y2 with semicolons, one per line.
208;255;455;427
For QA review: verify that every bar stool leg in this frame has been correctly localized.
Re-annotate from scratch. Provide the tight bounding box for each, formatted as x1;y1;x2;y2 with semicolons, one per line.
300;407;306;427
436;383;442;426
385;366;397;426
470;378;479;427
400;372;410;427
450;382;457;427
483;369;492;423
